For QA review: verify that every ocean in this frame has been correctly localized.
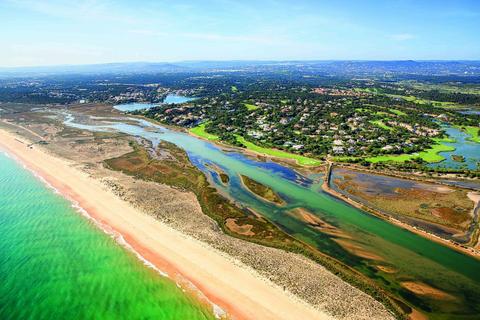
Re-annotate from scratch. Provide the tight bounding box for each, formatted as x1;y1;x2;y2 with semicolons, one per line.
0;151;214;320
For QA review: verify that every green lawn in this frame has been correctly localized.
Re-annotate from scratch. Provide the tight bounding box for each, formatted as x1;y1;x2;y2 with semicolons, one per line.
387;94;461;109
244;103;259;111
389;108;407;116
366;138;455;163
370;120;394;131
355;108;368;112
189;123;219;141
235;135;322;166
354;88;465;109
437;136;456;143
459;126;480;143
190;125;321;165
403;81;480;95
354;88;380;94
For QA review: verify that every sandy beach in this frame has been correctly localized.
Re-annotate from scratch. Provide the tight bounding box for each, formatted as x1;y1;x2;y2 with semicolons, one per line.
0;128;333;320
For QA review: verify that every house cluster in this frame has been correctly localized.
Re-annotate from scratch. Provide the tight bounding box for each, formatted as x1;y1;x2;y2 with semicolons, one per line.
142;88;446;158
152;104;205;127
387;120;440;137
110;90;148;103
312;87;369;97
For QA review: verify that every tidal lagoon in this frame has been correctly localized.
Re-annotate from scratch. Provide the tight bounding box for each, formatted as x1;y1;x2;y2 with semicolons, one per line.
65;112;480;319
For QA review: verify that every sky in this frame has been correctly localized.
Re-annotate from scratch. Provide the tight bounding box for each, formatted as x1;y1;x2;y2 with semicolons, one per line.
0;0;479;67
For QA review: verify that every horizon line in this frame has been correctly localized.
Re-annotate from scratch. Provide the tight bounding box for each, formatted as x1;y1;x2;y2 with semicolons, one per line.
1;59;480;70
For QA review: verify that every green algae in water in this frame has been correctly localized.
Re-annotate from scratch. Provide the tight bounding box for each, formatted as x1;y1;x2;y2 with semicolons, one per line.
0;152;215;320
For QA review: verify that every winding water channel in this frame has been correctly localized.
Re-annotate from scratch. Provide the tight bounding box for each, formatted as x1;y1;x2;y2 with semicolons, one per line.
428;125;480;170
64;113;480;319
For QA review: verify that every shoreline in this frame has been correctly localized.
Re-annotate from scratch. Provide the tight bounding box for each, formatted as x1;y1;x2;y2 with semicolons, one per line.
0;128;331;320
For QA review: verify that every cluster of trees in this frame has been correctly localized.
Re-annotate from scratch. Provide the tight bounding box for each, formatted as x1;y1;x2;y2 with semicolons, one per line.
417;90;480;105
144;77;455;159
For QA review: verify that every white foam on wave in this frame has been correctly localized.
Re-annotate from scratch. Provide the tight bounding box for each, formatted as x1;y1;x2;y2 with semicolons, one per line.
67;201;170;278
1;150;13;159
2;147;172;279
2;149;63;195
69;200;227;318
5;148;226;318
69;202;226;318
2;136;227;319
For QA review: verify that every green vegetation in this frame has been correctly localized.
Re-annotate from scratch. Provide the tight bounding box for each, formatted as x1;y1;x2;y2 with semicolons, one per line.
235;135;322;166
355;108;368;112
219;173;230;184
451;154;465;162
354;87;380;94
370;120;394;131
437;136;456;143
366;153;418;163
231;85;238;92
366;138;455;163
137;73;479;173
189;123;220;141
241;175;284;205
388;142;453;162
244;103;259;111
402;81;480;95
332;156;359;162
389;108;407;116
189;124;322;166
357;87;468;109
105;141;291;244
387;94;461;109
459;126;480;143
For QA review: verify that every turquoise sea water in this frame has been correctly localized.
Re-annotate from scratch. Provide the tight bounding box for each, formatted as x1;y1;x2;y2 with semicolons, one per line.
0;152;214;320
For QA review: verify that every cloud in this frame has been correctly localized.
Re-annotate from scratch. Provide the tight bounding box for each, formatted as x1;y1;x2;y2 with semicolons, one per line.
391;33;415;41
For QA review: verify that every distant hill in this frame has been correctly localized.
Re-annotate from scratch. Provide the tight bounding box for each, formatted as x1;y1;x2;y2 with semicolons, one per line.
1;60;480;78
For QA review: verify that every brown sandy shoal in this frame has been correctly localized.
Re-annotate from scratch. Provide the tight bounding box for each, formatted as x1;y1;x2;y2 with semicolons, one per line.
225;218;255;236
289;207;352;239
408;308;429;320
401;282;456;301
468;192;480;204
375;265;397;274
332;239;384;261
